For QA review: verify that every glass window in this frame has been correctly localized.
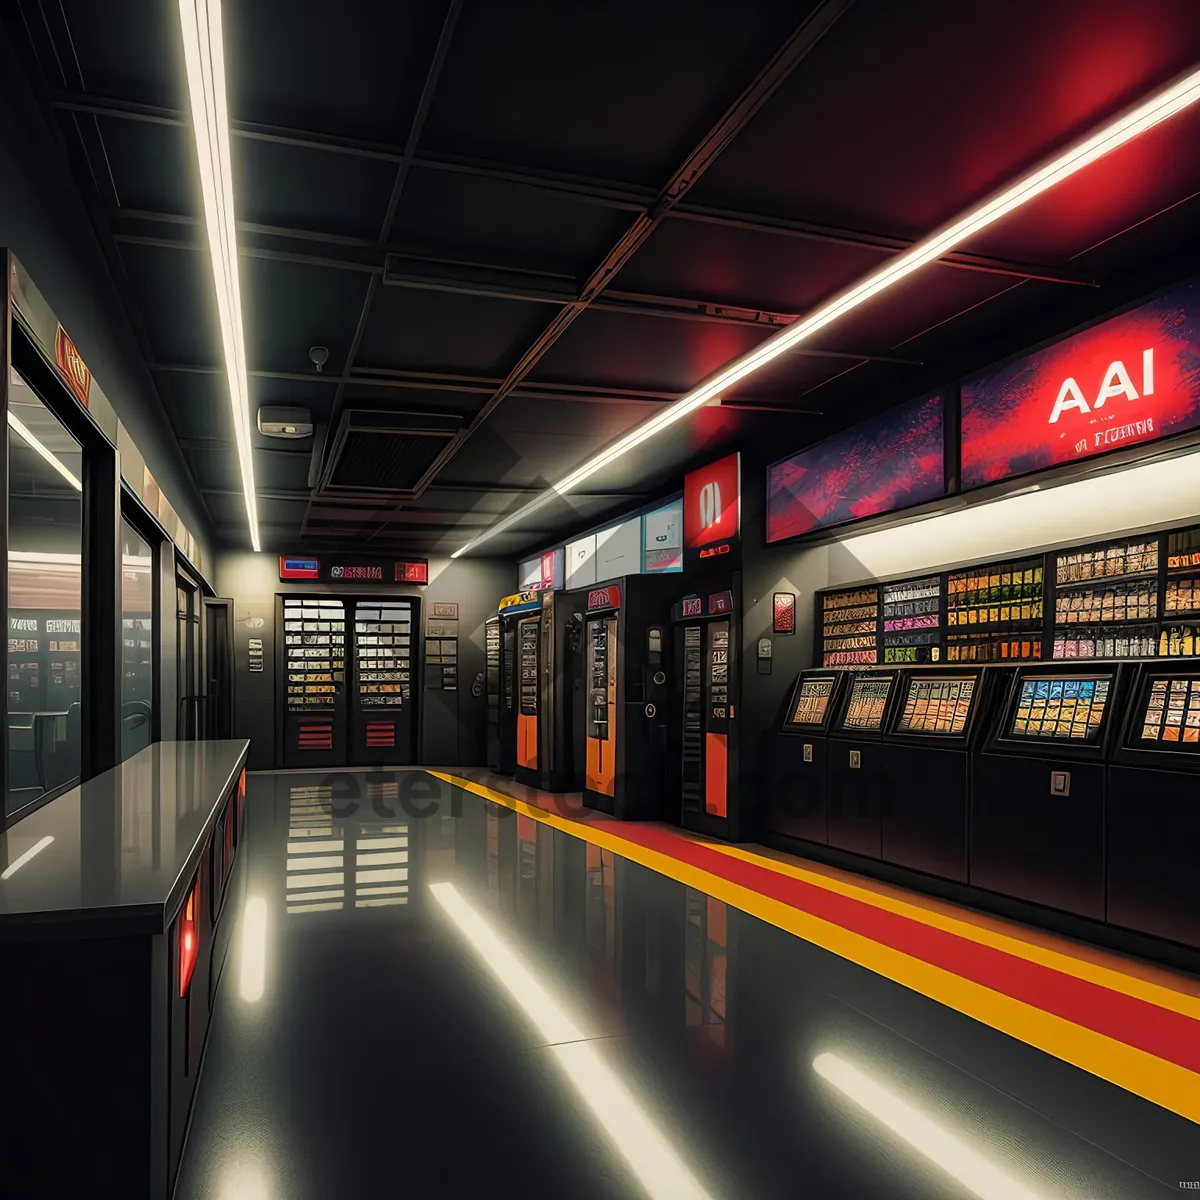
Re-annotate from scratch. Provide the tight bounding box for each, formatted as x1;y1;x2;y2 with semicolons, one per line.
121;518;155;761
7;371;84;814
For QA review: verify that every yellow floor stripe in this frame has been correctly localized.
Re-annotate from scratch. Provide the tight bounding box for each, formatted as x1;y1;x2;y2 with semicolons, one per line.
431;771;1200;1126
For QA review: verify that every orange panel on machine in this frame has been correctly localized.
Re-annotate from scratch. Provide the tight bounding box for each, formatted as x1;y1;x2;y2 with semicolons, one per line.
517;711;538;770
705;732;727;817
586;735;615;796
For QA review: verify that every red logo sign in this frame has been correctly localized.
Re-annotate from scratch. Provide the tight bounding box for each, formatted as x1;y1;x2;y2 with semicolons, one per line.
55;325;91;409
541;551;556;589
279;556;320;580
708;591;733;615
773;592;796;633
587;585;621;612
681;596;702;617
962;284;1200;488
684;453;740;549
394;560;429;584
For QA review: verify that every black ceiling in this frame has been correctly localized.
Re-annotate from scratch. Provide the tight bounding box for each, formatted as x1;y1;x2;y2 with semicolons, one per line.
6;0;1200;558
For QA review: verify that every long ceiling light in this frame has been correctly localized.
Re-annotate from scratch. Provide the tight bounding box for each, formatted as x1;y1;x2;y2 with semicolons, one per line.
178;0;260;552
429;881;714;1200
452;64;1200;558
813;1052;1044;1200
8;411;81;490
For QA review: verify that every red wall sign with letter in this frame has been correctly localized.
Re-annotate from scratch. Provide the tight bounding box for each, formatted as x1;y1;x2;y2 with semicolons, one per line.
684;452;740;561
586;585;621;612
961;283;1200;489
55;325;92;409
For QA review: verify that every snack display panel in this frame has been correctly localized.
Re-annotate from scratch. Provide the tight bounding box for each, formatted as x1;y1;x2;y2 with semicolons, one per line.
280;597;347;767
1051;537;1158;659
821;586;879;667
946;557;1043;663
350;600;415;764
1108;666;1200;949
1162;526;1200;657
827;670;901;859
881;576;941;664
768;670;846;845
972;663;1134;920
881;668;997;882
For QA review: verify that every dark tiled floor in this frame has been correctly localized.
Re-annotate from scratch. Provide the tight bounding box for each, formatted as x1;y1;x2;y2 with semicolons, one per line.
174;770;1199;1198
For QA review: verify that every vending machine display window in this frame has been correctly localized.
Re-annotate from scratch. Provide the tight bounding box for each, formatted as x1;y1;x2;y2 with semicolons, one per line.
1136;676;1200;745
354;602;412;707
1051;537;1159;659
946;557;1042;662
283;598;345;711
1052;625;1157;659
894;676;976;736
821;586;878;667
1006;674;1111;742
784;674;837;729
882;576;941;663
838;673;894;732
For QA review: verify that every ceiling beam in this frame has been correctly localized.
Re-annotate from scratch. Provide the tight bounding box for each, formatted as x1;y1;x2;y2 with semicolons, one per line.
63;90;1094;286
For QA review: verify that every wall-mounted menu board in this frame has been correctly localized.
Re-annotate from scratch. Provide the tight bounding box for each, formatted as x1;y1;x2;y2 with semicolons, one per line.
838;673;894;732
882;576;940;663
283;598;345;710
895;676;976;736
1008;674;1110;741
946;557;1043;662
784;675;836;728
355;601;412;705
821;586;878;667
1137;676;1200;745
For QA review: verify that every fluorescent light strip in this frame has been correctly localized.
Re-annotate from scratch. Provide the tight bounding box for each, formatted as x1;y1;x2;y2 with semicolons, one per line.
451;64;1200;557
178;0;260;551
239;896;267;1003
430;882;713;1200
813;1052;1043;1200
1;835;54;880
7;412;81;491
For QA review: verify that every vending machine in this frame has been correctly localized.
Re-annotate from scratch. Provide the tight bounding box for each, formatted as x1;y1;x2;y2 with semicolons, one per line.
1107;664;1200;949
580;576;674;818
496;591;542;777
671;579;739;837
485;615;502;771
515;588;587;792
972;662;1135;920
768;669;846;845
879;665;1001;882
826;668;903;859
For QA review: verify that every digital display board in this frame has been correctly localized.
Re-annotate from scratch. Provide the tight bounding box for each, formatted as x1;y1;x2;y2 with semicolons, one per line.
785;676;835;728
839;673;894;732
643;498;683;573
1009;675;1110;741
766;394;943;543
1138;676;1200;745
895;676;976;736
279;556;320;580
961;283;1200;489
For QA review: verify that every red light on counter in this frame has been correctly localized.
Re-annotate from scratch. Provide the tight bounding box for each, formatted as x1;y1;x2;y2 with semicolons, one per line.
179;882;200;997
239;769;246;798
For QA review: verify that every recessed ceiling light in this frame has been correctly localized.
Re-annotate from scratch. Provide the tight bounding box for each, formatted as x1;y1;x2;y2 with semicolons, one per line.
178;0;260;552
451;63;1200;557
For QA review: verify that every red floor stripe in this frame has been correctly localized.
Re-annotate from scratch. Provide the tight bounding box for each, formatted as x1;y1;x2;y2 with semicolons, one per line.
575;817;1200;1075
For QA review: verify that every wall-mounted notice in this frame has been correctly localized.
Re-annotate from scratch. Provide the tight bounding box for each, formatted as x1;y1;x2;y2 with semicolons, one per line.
425;604;460;691
248;636;264;673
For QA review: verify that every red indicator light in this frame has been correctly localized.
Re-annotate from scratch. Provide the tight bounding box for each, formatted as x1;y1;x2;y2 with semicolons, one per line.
179;882;200;997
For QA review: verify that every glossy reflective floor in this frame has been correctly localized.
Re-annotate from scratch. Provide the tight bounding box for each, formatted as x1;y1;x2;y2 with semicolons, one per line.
175;771;1199;1199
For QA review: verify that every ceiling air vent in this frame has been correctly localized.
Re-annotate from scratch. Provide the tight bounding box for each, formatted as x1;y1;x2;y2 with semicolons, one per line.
317;409;465;503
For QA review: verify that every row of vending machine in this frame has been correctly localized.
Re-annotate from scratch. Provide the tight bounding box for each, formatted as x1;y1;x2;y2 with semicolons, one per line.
485;573;743;840
768;660;1200;951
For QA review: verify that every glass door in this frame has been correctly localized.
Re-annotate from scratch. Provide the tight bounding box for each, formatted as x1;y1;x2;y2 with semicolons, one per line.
350;599;415;765
280;597;347;767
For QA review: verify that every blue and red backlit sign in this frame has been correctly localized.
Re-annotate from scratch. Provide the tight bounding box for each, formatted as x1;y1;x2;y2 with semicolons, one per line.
279;556;320;580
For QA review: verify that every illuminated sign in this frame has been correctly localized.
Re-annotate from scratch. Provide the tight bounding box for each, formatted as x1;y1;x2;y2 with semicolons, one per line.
499;590;543;612
279;556;320;580
708;591;733;615
767;394;944;542
55;325;92;409
330;563;383;581
961;283;1200;489
394;560;429;584
681;596;702;617
642;498;683;573
586;585;622;612
684;452;740;568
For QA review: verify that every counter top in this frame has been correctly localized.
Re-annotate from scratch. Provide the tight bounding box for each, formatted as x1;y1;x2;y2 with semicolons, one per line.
0;740;249;937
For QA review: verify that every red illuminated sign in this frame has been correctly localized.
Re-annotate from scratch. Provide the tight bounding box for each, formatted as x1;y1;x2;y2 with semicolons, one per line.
586;585;622;612
962;284;1200;489
773;592;796;634
55;325;91;409
279;556;320;580
331;564;383;580
179;880;199;997
681;596;702;617
541;552;556;589
684;452;740;550
394;560;429;584
708;591;733;615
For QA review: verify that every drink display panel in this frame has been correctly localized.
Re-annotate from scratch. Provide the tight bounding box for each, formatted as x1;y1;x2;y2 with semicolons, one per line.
946;557;1042;662
894;676;976;736
1007;674;1111;742
283;599;345;710
354;602;412;707
821;586;878;667
1052;537;1159;660
1163;526;1200;658
882;576;941;664
682;625;703;812
1137;676;1200;745
838;674;894;732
